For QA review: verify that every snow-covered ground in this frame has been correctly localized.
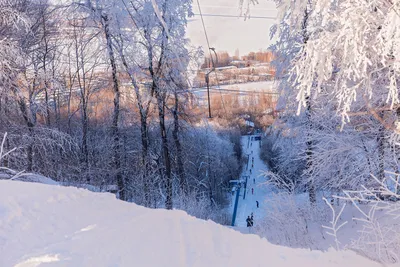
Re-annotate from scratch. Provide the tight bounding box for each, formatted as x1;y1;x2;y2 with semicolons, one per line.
219;81;277;92
0;172;60;186
193;81;278;105
193;81;278;93
233;135;274;228
0;172;118;194
0;180;387;267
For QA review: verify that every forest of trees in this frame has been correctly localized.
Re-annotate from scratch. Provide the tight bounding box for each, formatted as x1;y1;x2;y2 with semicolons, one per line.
0;0;243;222
204;92;276;131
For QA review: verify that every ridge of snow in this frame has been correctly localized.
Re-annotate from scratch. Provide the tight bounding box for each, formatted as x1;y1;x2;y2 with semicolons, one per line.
0;180;386;267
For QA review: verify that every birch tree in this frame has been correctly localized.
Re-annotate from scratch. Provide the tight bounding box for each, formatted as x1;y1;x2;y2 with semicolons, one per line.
85;0;126;200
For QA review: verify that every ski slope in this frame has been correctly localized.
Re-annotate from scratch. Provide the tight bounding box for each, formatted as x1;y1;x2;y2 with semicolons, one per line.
0;180;386;267
234;135;273;228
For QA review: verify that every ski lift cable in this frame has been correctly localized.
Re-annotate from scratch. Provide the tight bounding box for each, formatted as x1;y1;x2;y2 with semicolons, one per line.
150;0;217;128
196;0;214;62
196;0;229;119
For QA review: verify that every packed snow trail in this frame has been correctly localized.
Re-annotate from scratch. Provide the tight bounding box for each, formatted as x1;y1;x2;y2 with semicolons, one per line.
0;180;386;267
234;135;273;228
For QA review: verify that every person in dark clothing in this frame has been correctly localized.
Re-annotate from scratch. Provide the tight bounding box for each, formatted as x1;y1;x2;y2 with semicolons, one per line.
246;216;252;227
256;200;259;208
250;169;252;174
252;188;254;194
250;213;254;226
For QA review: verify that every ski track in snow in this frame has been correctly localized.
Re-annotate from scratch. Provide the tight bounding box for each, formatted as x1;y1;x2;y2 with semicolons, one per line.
234;135;273;229
14;254;60;267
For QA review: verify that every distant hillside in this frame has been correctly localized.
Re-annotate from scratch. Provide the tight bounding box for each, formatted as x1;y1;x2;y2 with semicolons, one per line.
195;50;276;87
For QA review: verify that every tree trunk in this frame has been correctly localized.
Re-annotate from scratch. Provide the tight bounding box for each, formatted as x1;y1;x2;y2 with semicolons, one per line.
42;13;51;127
306;96;316;204
102;14;125;201
378;122;385;181
140;114;150;205
118;49;151;206
156;91;173;209
82;105;89;182
66;48;74;135
145;3;172;208
302;5;315;204
18;99;34;172
172;90;187;195
72;22;91;183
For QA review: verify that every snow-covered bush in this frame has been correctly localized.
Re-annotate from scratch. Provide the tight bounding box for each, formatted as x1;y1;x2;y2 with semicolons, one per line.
254;192;329;249
178;124;241;207
338;173;400;264
322;197;348;251
260;125;306;193
0;133;22;180
175;190;231;225
0;127;81;182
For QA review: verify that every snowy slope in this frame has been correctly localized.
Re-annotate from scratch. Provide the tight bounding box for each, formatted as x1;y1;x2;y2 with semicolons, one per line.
219;81;277;92
234;135;273;228
0;180;387;267
0;172;59;186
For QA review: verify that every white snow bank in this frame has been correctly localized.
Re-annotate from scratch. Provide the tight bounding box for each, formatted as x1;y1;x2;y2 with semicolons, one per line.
0;171;59;185
0;180;385;267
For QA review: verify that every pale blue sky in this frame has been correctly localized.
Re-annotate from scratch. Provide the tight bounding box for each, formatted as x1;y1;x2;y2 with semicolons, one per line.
187;0;278;55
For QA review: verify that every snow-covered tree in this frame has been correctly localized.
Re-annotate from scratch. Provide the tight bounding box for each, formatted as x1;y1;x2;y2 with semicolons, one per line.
267;0;400;199
274;0;400;130
115;0;194;208
0;0;30;92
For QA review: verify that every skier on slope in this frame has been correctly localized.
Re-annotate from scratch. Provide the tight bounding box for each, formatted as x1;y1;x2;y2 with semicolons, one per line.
252;188;254;195
246;216;252;227
250;213;254;226
256;200;259;208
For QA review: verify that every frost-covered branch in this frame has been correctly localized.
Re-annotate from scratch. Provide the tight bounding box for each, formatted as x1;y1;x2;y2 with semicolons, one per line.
0;133;25;180
322;197;347;250
0;133;16;162
335;171;400;263
272;0;400;129
261;170;295;193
